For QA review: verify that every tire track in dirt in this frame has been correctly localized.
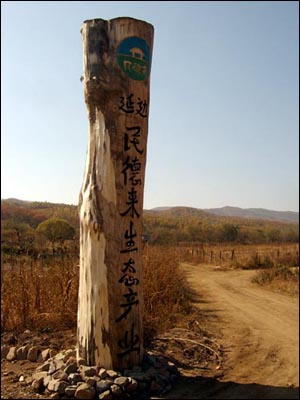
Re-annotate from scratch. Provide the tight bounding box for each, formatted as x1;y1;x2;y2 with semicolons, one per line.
182;264;299;387
159;264;299;399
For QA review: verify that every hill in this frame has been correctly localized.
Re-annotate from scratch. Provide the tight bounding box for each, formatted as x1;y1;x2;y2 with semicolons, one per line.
203;206;299;224
149;206;299;224
1;199;299;248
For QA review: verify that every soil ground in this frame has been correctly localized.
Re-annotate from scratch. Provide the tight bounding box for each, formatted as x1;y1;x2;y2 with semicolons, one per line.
158;263;299;399
1;263;299;399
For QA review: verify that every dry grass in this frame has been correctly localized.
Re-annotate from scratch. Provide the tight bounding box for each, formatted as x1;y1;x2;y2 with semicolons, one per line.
1;246;193;340
172;243;299;269
1;256;79;332
143;245;193;341
2;243;297;335
252;265;299;296
173;242;299;296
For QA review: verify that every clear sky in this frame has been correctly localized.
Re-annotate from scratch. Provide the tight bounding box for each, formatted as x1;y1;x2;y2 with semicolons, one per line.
1;1;299;211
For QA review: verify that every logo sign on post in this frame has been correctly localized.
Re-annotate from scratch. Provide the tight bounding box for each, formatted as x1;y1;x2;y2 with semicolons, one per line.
117;36;151;81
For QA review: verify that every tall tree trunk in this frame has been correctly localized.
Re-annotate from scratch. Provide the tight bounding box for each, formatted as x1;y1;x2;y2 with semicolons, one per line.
77;17;154;370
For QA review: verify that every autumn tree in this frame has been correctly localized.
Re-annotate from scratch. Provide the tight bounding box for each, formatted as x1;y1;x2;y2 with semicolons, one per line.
36;218;75;250
220;223;240;242
1;221;37;255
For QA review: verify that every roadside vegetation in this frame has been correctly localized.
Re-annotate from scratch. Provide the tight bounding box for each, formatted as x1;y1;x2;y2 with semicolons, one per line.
251;265;299;296
1;246;193;342
1;199;299;337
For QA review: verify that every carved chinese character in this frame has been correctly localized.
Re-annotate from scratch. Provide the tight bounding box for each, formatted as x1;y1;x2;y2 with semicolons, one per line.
124;126;144;155
116;287;139;322
121;156;142;186
119;94;134;114
120;188;140;219
136;98;148;118
121;258;136;274
119;274;139;286
120;221;138;253
117;324;140;357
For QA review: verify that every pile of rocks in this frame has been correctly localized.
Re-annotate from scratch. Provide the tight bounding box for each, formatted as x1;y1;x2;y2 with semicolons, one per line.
2;345;179;399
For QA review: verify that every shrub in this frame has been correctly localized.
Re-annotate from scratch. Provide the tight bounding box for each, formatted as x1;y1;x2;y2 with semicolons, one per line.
1;246;193;342
242;254;274;269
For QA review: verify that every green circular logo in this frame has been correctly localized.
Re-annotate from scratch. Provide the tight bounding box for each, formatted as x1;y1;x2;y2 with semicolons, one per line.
117;36;151;81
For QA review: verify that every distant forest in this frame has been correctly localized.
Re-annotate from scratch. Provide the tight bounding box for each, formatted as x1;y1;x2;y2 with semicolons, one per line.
1;199;299;256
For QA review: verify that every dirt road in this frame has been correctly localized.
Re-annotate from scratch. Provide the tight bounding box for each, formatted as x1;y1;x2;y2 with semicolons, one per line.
161;264;299;399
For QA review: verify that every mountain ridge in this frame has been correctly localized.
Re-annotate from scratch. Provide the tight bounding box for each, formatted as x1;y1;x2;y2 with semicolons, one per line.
148;205;299;224
2;199;299;224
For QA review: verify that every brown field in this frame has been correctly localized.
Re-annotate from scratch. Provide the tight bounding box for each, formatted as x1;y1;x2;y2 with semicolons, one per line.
1;243;298;334
1;242;299;400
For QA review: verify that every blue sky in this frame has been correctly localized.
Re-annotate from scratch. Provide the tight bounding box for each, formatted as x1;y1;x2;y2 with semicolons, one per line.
1;1;299;211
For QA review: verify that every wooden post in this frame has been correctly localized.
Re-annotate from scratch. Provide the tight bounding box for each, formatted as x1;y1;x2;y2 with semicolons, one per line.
77;17;154;370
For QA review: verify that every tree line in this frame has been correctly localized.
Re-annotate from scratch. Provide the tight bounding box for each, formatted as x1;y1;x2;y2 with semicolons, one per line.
1;199;299;256
143;215;299;245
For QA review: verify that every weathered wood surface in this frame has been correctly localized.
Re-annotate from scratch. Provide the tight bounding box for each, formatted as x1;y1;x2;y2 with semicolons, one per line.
77;17;154;369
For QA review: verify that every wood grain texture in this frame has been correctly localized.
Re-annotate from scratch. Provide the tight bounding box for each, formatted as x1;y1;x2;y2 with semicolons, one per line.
77;17;154;369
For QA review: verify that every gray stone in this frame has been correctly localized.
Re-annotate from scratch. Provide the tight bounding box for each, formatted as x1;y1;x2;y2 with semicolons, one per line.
49;393;60;399
48;359;65;374
66;355;78;365
64;362;78;374
85;377;96;386
48;378;60;392
80;365;97;377
63;349;77;363
6;347;17;361
54;351;66;361
114;376;129;387
25;376;34;385
126;378;138;393
98;368;107;379
96;380;112;394
48;360;58;374
54;380;69;395
37;348;50;363
1;345;10;359
75;383;96;399
49;349;57;358
32;379;43;393
52;369;68;381
17;345;30;360
36;361;51;372
56;358;66;370
110;384;122;396
99;390;112;400
32;371;48;383
68;373;84;385
43;374;52;388
106;370;119;379
77;357;87;366
65;385;77;397
27;346;40;362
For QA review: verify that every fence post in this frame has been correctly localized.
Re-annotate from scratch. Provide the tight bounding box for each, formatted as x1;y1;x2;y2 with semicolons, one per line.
77;17;154;369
